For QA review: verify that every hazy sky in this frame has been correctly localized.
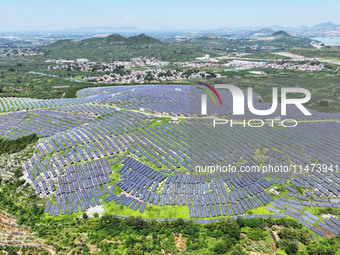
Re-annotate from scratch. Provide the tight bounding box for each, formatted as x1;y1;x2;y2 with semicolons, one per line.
1;0;340;31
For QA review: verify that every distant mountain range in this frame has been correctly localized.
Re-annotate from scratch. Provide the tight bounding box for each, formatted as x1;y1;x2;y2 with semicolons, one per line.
292;22;340;37
61;22;340;37
217;22;340;37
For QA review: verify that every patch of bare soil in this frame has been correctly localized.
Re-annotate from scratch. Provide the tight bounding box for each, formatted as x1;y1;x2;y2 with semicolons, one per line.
174;233;186;253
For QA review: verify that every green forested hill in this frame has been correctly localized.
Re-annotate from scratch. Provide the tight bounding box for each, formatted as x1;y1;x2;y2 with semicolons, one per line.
191;31;314;50
42;33;215;61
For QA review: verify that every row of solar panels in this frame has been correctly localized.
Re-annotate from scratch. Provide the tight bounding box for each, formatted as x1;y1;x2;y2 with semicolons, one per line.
45;196;101;216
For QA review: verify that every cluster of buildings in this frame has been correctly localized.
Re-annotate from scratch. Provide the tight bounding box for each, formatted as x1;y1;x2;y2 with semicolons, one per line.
44;56;325;84
45;59;89;64
1;48;44;57
46;57;224;73
46;57;223;83
238;45;283;50
83;68;220;83
46;57;169;72
225;60;324;71
175;61;222;68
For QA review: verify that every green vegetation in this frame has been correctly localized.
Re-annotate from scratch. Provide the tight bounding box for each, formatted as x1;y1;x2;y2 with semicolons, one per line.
0;176;43;226
314;207;340;216
237;52;292;60
0;57;95;99
28;214;340;254
0;134;38;155
289;47;340;59
277;227;337;255
0;58;192;100
241;227;267;241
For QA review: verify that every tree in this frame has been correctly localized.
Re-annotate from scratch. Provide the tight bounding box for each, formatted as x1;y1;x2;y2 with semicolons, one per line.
125;236;137;248
236;217;245;228
93;212;99;218
284;242;298;255
144;71;154;81
278;228;297;240
278;240;298;255
31;204;39;215
96;214;121;231
82;213;88;222
13;167;23;178
213;239;235;255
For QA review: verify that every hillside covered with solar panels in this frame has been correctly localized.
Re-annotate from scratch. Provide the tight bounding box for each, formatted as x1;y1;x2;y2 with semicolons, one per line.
1;84;340;239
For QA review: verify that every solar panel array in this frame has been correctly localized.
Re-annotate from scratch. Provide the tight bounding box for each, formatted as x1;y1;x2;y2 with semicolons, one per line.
1;84;339;234
3;110;95;140
33;158;115;215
